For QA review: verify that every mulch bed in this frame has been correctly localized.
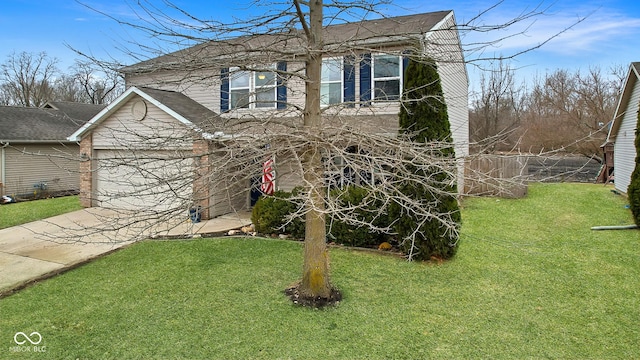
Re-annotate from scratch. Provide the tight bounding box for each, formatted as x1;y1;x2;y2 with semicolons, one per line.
284;283;343;308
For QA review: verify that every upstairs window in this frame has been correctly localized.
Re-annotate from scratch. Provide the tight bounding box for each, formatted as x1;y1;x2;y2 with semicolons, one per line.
321;58;343;106
372;54;402;101
228;66;277;109
229;69;250;109
254;69;277;108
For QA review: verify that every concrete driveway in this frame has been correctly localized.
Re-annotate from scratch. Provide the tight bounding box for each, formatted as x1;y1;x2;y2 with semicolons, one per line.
0;208;251;294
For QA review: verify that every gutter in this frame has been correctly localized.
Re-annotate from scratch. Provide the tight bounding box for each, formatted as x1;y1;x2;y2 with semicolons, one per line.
0;140;77;144
202;131;255;141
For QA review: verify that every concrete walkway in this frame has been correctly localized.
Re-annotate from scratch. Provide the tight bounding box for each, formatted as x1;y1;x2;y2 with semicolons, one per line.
0;208;251;294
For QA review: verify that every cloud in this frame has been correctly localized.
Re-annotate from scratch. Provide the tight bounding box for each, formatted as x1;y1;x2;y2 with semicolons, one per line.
545;17;640;54
464;5;640;57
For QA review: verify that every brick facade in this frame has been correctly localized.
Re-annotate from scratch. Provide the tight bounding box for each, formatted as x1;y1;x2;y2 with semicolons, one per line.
79;135;93;208
192;139;212;220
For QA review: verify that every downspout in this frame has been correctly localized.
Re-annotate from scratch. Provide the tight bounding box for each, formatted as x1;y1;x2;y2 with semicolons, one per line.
591;224;638;230
1;142;8;195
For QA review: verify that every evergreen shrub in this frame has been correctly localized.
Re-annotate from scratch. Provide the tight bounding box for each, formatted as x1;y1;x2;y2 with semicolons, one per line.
327;186;390;247
390;55;461;260
251;190;304;238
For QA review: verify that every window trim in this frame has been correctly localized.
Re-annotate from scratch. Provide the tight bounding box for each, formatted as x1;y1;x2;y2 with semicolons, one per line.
371;54;403;102
320;57;344;107
228;65;278;110
229;68;251;109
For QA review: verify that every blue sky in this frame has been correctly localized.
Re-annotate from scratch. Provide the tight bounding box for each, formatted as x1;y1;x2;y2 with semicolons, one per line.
1;0;639;91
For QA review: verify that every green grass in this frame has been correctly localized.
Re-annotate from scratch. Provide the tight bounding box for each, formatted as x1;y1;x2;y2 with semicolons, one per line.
1;184;638;359
0;195;82;229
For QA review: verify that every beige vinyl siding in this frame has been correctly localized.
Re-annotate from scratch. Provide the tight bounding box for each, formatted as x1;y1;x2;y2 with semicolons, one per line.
127;69;220;112
124;38;468;149
0;147;3;193
425;13;469;158
2;143;79;197
282;61;307;110
92;97;194;150
209;170;249;217
424;13;469;191
276;153;305;192
613;79;640;194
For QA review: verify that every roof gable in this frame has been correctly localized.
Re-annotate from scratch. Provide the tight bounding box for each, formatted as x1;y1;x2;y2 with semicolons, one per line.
607;62;640;142
68;87;221;141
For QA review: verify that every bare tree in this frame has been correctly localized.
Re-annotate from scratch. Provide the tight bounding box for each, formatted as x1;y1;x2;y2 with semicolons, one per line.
0;83;12;105
0;51;59;107
519;66;620;159
49;61;124;104
469;59;525;152
68;60;123;104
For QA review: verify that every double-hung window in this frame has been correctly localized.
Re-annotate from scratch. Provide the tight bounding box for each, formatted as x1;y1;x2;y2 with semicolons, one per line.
372;54;402;101
229;65;277;109
254;68;277;108
229;69;250;109
321;58;343;106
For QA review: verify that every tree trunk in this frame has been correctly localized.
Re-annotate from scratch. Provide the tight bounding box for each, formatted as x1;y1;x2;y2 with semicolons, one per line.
298;0;332;299
300;146;331;298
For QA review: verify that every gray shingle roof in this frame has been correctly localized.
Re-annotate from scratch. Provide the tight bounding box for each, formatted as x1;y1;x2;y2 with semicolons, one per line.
0;103;105;142
43;102;105;122
122;10;452;74
323;11;452;43
137;87;221;129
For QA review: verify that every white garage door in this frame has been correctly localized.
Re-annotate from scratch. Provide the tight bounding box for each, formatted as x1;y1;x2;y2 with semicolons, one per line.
95;150;193;211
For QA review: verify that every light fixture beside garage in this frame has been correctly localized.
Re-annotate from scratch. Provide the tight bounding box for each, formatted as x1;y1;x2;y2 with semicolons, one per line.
131;100;147;121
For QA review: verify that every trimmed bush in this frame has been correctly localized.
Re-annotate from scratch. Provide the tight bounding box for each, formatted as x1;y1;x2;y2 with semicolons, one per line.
627;111;640;226
327;186;390;247
252;186;393;247
251;190;304;238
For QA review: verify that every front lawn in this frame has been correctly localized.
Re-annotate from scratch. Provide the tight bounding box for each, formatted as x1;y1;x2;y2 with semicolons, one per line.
0;195;82;229
0;184;638;358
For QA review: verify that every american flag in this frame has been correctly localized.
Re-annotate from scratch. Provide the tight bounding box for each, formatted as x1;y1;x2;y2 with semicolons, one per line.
261;158;275;195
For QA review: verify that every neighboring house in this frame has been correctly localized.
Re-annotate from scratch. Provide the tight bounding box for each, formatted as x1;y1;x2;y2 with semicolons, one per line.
69;10;469;219
0;102;104;199
606;62;640;194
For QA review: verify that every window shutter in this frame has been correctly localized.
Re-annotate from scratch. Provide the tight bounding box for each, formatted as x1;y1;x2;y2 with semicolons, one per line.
403;54;410;77
402;52;410;99
359;53;371;106
343;56;356;107
276;61;287;110
220;67;229;112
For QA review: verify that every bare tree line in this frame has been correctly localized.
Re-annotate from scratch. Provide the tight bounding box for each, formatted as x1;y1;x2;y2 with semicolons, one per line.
469;60;626;161
0;51;123;107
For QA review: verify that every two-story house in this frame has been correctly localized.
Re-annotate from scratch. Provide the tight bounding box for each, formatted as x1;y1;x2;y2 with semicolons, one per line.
69;10;468;220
